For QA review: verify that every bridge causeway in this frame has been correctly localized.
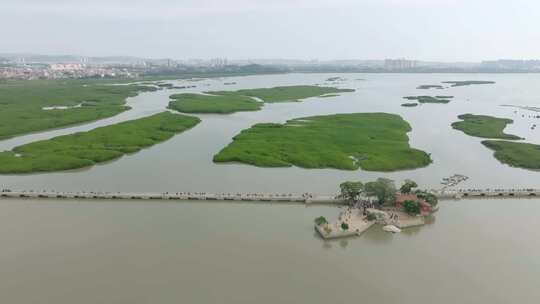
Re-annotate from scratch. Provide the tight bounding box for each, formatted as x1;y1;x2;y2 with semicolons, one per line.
1;188;539;203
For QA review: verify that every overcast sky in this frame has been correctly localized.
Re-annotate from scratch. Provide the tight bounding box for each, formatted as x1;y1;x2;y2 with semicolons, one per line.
2;0;539;61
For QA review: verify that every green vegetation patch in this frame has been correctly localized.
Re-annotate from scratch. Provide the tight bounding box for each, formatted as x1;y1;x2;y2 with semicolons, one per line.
482;140;540;170
169;85;354;114
213;113;431;171
314;216;328;226
452;114;522;140
169;93;262;114
0;79;157;139
210;85;355;103
403;96;453;104
401;103;419;107
0;112;200;174
417;85;444;89
442;80;495;87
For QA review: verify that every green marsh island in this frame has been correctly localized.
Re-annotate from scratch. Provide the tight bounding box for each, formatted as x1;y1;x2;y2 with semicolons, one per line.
417;84;444;89
403;95;454;104
452;114;522;140
401;103;419;107
481;140;540;170
0;79;157;140
442;80;495;87
213;113;432;171
168;85;354;114
0;112;200;174
169;93;262;114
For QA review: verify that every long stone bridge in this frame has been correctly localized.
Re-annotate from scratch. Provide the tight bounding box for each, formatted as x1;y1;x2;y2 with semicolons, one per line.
0;190;342;204
1;188;539;203
433;188;540;199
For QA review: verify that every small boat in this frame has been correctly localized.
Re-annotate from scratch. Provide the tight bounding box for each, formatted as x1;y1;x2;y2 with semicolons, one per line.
383;225;401;233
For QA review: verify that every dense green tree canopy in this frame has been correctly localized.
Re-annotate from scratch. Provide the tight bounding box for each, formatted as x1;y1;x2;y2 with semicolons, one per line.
364;178;397;205
400;179;418;194
339;181;364;202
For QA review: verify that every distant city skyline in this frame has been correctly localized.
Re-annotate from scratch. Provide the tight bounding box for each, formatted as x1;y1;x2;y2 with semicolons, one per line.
2;0;540;61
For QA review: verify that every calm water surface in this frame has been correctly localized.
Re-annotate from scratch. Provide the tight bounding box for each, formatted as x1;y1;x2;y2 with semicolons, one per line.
0;75;539;303
0;198;539;304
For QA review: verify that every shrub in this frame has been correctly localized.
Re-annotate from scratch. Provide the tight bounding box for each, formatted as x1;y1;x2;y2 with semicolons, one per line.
416;191;439;206
403;200;421;215
314;216;328;226
341;222;349;230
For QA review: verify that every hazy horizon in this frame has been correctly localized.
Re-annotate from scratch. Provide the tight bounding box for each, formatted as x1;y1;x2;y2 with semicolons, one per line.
2;0;540;61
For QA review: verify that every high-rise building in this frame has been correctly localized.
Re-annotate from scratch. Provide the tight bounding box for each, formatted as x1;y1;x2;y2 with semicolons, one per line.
384;58;417;70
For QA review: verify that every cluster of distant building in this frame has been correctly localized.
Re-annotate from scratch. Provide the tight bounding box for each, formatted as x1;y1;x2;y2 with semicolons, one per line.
0;55;232;80
3;54;540;80
0;64;138;80
384;58;418;70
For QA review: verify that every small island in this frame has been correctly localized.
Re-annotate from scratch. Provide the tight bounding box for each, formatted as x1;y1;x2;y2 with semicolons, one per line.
169;93;262;114
315;179;438;239
417;84;444;90
401;103;419;107
213;85;355;103
481;140;540;170
168;85;354;114
451;114;522;140
213;113;432;171
442;80;495;87
0;112;200;174
326;76;347;82
403;95;454;104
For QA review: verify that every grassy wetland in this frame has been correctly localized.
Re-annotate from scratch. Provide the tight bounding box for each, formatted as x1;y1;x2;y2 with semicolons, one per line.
482;140;540;170
213;113;431;171
442;80;495;87
403;95;454;104
0;79;157;140
213;85;355;103
452;114;522;140
417;84;444;89
168;85;354;114
0;112;200;174
168;93;262;114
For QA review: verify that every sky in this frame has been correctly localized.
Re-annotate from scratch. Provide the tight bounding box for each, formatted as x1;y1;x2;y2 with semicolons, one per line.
2;0;540;61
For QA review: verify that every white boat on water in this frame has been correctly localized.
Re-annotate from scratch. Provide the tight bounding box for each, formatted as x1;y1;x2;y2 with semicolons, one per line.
383;225;401;233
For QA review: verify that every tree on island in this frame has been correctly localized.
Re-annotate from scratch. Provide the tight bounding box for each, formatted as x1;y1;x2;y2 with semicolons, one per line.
400;179;418;194
314;216;328;226
403;200;421;215
364;178;397;206
339;181;364;203
415;190;439;207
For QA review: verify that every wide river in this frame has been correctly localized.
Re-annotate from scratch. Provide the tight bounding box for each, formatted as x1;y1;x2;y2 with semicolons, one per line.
0;73;539;303
1;73;540;192
0;198;539;303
